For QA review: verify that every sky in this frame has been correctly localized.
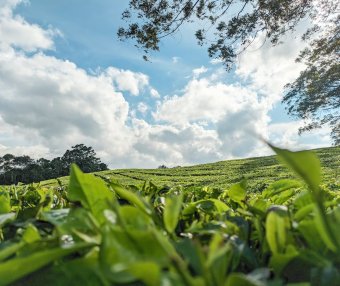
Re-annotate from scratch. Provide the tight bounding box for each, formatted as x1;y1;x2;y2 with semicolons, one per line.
0;0;333;168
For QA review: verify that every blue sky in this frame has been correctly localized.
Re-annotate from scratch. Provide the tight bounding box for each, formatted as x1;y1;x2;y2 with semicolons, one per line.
0;0;332;168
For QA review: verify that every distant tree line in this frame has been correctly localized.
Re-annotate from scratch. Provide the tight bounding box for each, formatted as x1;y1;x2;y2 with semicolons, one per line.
0;144;108;185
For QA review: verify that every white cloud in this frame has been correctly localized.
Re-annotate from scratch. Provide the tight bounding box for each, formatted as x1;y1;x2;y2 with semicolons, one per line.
0;1;332;170
154;77;264;125
131;120;222;166
0;0;60;52
236;30;307;105
137;102;148;115
0;49;135;157
0;0;225;168
268;121;332;150
153;74;271;159
106;67;149;96
210;58;223;65
0;0;149;167
150;88;160;98
0;143;50;159
192;66;208;78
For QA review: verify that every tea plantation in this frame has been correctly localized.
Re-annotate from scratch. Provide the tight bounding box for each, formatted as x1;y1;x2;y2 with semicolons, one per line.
41;146;340;190
0;146;339;285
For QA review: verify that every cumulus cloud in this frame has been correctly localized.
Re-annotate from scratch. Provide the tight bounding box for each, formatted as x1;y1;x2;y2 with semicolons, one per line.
0;0;332;169
155;78;263;124
153;75;271;159
131;119;222;166
0;0;59;52
106;67;149;96
0;1;137;166
0;48;135;155
268;121;332;150
0;0;225;168
236;31;306;105
192;66;208;78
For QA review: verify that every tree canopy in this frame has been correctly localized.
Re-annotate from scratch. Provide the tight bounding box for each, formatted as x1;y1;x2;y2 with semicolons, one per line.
118;0;339;145
0;144;108;185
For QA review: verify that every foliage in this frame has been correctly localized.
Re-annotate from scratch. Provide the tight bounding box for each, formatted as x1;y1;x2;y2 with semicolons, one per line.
158;165;168;169
118;0;339;144
283;16;340;145
61;144;108;174
0;144;108;185
0;146;339;285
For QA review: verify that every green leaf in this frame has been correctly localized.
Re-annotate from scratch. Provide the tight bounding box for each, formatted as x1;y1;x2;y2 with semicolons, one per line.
262;179;301;199
175;239;205;276
110;182;152;215
228;182;247;203
314;206;338;252
265;206;290;254
12;251;109;286
0;192;11;214
297;220;326;252
183;199;229;216
40;208;70;226
293;191;313;209
0;242;24;262
57;208;100;243
68;164;114;224
294;204;315;221
22;224;41;244
207;234;233;286
0;226;43;262
128;261;161;286
163;194;183;233
268;144;321;193
269;245;299;275
0;213;15;227
0;243;92;285
118;205;153;230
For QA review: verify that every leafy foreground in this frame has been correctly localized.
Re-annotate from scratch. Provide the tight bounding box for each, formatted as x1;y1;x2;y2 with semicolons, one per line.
0;147;339;285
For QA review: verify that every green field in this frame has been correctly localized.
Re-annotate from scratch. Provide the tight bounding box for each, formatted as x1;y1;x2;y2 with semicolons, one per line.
0;146;339;285
41;146;340;189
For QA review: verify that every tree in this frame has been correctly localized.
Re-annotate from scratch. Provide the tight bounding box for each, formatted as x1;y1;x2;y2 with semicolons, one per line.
283;19;340;145
0;145;108;185
118;0;339;145
158;164;168;169
61;144;108;174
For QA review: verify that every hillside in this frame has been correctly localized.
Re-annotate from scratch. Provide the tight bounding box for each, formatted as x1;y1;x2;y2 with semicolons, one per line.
1;145;339;285
41;146;340;189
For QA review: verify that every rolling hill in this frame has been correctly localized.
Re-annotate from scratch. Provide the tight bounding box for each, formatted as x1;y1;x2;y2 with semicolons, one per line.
41;146;340;190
